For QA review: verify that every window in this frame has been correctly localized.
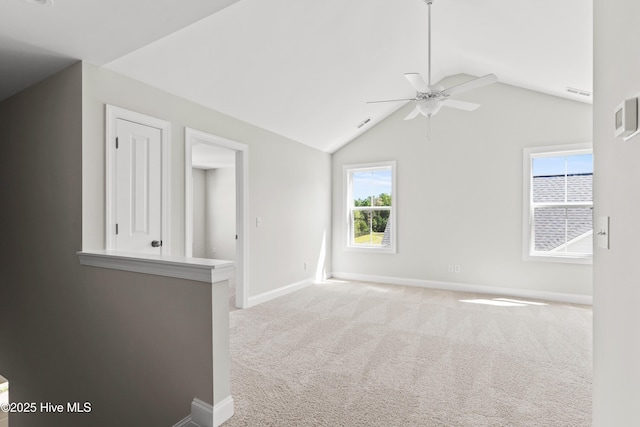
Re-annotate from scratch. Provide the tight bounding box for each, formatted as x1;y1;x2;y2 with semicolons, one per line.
522;144;593;263
344;162;396;253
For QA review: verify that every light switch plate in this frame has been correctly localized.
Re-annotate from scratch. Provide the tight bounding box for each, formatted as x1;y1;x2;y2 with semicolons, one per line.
597;216;610;249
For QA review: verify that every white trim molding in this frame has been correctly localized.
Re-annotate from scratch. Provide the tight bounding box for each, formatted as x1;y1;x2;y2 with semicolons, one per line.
331;272;593;305
77;250;234;283
172;397;234;427
172;415;196;427
248;278;315;307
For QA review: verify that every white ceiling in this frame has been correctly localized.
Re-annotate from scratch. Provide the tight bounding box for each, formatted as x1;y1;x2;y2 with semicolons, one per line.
0;0;241;99
2;0;592;153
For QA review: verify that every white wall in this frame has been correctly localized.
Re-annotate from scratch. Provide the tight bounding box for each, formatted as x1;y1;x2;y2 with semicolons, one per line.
82;62;332;297
593;0;640;423
205;167;236;260
192;168;206;257
332;75;593;298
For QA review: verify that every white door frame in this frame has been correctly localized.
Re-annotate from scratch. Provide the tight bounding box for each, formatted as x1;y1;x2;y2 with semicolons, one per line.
185;128;249;309
105;105;171;254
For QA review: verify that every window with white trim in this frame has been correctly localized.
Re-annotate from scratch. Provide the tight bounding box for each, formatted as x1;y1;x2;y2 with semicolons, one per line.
523;144;593;263
344;162;396;253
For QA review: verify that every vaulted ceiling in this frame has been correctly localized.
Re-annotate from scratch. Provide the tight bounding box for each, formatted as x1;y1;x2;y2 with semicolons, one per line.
1;0;592;153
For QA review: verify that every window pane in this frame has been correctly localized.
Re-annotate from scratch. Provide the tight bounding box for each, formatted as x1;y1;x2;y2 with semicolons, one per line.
533;207;593;254
565;207;593;254
532;175;566;203
532;156;566;177
352;209;391;247
352;169;392;207
533;207;567;251
566;154;593;175
566;174;592;202
532;154;593;203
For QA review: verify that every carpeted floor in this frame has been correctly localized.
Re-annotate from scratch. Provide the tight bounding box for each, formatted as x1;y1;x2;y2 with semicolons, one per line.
222;280;592;426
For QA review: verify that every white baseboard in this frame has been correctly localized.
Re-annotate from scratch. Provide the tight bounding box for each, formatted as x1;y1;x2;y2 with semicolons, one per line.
173;396;234;427
330;272;593;305
173;415;196;427
248;278;314;307
214;396;234;427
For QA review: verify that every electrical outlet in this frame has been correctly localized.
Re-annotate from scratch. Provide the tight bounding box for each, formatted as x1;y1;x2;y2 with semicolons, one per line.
454;265;461;273
256;217;262;227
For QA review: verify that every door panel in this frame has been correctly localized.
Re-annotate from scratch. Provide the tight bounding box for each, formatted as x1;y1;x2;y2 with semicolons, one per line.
116;119;162;254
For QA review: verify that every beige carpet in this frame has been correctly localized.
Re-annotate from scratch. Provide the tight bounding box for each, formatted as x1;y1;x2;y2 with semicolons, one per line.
223;280;592;426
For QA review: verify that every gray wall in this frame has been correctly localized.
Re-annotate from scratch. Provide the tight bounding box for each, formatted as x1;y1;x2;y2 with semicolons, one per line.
192;167;237;261
332;75;593;297
82;62;332;297
205;167;236;261
0;63;211;426
593;0;640;423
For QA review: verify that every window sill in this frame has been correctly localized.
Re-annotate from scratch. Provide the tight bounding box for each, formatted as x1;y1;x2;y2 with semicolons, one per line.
344;246;396;254
77;250;234;283
523;253;592;265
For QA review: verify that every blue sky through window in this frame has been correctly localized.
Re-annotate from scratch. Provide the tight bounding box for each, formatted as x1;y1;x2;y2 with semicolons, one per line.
533;153;592;177
353;169;392;201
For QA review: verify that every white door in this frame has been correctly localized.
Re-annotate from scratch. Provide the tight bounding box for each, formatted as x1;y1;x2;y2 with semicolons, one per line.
115;118;163;254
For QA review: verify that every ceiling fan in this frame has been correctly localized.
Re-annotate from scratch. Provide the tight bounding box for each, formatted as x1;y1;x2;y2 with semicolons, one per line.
368;0;498;120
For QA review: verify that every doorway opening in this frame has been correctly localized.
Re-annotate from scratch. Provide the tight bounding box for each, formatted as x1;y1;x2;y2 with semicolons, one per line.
185;128;249;309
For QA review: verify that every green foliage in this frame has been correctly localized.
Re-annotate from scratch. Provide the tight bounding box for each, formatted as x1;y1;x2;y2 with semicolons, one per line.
354;193;391;208
353;193;391;240
354;210;369;238
372;210;389;233
377;193;391;207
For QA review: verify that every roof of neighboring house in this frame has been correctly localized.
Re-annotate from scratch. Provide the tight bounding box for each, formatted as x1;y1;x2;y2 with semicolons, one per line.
381;217;392;247
532;174;593;252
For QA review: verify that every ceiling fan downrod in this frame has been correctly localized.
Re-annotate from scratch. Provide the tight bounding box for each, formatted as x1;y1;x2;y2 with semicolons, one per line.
365;0;497;121
424;0;433;86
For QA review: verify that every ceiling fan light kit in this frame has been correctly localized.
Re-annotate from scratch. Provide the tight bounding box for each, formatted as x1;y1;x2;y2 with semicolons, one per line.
367;0;498;120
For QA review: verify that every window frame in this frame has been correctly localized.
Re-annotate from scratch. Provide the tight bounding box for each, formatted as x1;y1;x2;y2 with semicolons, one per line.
343;161;397;254
522;143;593;264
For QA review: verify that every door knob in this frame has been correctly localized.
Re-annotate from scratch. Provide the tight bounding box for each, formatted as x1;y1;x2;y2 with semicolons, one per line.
151;240;163;247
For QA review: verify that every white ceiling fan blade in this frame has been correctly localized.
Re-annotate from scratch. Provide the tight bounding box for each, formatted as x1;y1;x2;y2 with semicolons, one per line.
442;74;498;97
442;98;481;111
404;106;422;120
405;73;430;93
367;98;414;104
